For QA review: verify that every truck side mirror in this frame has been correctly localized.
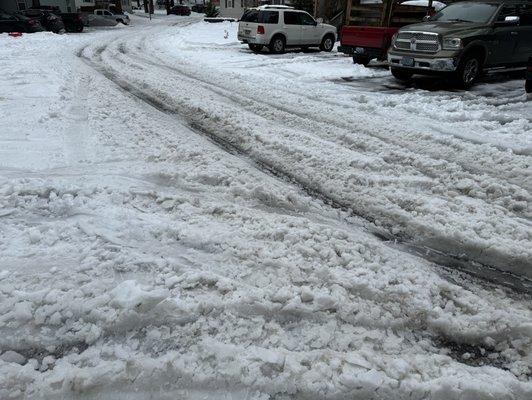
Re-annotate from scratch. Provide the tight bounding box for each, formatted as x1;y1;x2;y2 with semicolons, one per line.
495;15;520;26
316;17;323;24
422;15;431;22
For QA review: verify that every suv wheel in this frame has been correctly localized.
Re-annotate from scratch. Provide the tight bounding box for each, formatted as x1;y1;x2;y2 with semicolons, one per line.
320;34;334;52
390;67;413;81
269;35;285;54
456;54;482;89
248;44;263;53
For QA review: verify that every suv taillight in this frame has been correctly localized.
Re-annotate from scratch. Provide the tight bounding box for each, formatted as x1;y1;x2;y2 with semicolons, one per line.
257;25;265;35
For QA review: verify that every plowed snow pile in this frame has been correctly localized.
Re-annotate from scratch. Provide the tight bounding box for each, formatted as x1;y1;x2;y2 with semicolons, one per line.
0;15;531;400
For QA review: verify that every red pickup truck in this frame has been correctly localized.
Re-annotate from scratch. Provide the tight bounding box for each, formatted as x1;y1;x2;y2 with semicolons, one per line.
339;26;399;65
338;1;443;65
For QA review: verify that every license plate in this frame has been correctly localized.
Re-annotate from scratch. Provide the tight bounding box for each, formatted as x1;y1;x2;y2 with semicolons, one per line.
355;47;365;54
244;29;251;35
401;57;414;67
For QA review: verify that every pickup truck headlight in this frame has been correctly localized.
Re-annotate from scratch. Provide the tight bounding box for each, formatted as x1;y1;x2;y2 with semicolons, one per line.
442;37;462;50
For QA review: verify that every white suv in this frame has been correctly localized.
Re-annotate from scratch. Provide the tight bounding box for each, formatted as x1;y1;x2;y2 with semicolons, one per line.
237;5;337;54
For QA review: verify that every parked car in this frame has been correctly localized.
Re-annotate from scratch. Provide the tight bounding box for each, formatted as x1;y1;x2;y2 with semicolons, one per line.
191;4;205;13
24;5;84;32
168;5;191;16
92;9;130;25
238;5;337;54
526;57;532;93
20;9;65;33
0;12;44;33
338;0;445;65
59;12;84;32
387;0;532;88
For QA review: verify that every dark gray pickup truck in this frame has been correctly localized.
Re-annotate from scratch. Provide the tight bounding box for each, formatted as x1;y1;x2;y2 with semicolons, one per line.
387;0;532;88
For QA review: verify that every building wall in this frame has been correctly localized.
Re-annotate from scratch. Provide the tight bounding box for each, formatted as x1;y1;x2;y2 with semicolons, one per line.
218;0;289;19
0;0;31;13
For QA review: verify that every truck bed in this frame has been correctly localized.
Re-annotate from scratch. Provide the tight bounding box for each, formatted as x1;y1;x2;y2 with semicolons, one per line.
341;26;398;50
338;26;398;62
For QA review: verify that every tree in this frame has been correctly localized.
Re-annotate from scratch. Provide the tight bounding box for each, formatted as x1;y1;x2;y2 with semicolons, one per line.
291;0;314;15
204;1;219;17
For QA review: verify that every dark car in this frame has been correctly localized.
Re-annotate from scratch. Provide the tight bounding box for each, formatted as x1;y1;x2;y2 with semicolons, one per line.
526;57;532;93
21;9;65;33
191;4;205;13
0;12;44;33
59;13;84;32
168;5;191;16
24;5;83;32
387;0;532;88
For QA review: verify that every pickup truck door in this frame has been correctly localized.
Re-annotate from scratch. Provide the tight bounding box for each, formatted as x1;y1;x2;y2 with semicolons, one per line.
299;12;320;45
282;11;302;46
490;5;520;66
516;4;532;63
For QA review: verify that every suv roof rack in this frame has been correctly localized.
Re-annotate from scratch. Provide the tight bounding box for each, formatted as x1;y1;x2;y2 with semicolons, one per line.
258;5;294;10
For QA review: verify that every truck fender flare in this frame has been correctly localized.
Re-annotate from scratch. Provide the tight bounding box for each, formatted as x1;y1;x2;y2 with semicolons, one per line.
462;41;489;65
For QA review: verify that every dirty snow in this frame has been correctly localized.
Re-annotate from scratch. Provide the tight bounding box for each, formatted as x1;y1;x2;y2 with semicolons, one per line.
0;14;531;400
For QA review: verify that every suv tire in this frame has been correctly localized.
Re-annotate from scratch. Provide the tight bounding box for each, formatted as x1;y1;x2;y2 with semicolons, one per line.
390;67;413;81
269;35;286;54
455;53;482;89
320;34;334;52
248;44;263;53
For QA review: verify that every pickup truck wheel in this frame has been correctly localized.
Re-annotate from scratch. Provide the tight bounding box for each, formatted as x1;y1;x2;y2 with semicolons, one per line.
319;34;334;52
269;35;285;54
390;67;413;81
352;55;370;66
248;44;263;53
526;80;532;94
455;54;482;89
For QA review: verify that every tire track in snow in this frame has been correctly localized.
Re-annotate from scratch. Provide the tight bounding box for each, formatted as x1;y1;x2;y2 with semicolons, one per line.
77;37;532;293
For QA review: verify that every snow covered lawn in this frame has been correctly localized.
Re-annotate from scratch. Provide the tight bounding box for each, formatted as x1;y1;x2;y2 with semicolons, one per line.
0;15;531;400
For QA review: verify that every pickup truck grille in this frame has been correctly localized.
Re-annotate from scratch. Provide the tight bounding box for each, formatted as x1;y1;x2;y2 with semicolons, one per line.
394;31;440;53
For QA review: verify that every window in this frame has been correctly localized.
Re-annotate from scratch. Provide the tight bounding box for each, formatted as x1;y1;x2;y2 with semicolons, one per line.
17;2;26;11
300;12;315;26
432;2;499;23
258;11;279;24
241;9;259;22
97;10;103;15
518;3;532;26
496;6;518;22
283;11;300;25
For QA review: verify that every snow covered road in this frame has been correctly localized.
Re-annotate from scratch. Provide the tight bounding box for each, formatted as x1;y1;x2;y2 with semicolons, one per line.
79;17;532;278
0;14;531;400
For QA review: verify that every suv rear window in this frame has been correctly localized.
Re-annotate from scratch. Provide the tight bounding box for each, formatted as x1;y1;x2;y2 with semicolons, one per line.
241;9;258;22
241;10;279;24
258;11;279;24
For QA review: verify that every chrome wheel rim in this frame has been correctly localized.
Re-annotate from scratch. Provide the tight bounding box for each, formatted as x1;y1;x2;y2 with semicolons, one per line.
324;38;333;50
463;59;479;84
274;39;283;53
